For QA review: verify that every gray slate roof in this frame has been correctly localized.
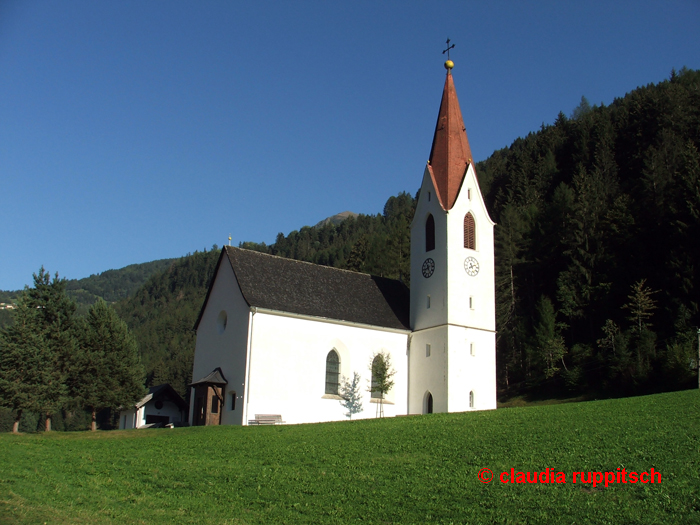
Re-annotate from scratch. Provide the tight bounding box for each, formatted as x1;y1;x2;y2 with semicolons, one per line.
195;247;410;331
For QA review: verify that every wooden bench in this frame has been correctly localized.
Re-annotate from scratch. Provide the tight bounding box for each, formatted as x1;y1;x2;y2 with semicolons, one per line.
248;414;285;425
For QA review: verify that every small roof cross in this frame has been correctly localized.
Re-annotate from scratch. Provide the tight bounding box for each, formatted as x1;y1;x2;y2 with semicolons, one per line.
442;38;455;60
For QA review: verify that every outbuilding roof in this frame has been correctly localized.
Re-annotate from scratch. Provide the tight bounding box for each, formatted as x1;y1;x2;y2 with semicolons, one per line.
194;247;410;331
135;383;188;411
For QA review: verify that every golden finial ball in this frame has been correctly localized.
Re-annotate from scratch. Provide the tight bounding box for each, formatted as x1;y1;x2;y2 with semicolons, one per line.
444;60;454;70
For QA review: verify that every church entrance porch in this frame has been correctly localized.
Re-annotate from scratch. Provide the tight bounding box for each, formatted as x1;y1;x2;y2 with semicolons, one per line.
189;368;227;426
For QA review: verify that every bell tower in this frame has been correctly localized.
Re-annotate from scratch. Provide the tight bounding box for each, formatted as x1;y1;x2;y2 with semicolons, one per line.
408;58;497;414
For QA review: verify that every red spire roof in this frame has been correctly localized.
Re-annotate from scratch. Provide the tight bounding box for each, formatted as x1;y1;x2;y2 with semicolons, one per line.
427;69;474;210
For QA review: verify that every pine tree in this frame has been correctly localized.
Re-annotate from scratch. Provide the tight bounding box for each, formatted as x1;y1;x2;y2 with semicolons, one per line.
571;95;593;121
494;201;536;387
0;298;59;433
345;237;369;273
531;296;568;379
0;269;75;431
27;268;78;430
75;299;145;431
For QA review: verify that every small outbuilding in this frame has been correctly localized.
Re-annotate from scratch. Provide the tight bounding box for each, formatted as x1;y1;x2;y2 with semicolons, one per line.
119;384;189;429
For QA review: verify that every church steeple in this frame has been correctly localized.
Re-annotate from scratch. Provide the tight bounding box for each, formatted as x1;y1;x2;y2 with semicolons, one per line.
427;62;474;211
409;53;496;415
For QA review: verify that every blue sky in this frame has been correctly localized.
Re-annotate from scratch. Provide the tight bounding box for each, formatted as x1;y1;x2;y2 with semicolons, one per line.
1;1;699;291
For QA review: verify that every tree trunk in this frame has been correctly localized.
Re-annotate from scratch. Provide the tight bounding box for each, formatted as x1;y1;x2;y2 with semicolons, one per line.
91;408;97;431
561;356;569;372
45;414;52;432
12;409;22;434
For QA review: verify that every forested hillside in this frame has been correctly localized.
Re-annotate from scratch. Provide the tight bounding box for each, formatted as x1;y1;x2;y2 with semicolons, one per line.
479;67;700;397
242;192;415;282
0;259;175;310
15;68;695;403
64;259;176;313
115;249;221;398
0;258;175;329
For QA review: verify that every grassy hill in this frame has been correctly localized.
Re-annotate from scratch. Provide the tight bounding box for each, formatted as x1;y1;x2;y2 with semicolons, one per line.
1;390;698;524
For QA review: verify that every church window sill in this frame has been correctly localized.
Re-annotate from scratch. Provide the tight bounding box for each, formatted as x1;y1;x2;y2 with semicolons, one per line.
322;394;344;400
370;398;395;405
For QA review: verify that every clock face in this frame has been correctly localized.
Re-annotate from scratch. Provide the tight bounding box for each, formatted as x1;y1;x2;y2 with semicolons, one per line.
422;258;435;278
464;256;479;276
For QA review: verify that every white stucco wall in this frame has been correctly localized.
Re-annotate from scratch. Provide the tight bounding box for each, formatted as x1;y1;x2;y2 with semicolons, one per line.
143;399;185;424
410;167;449;332
119;399;186;429
244;310;410;425
446;163;496;332
119;409;137;429
408;327;448;414
190;257;251;425
446;326;497;411
408;326;496;414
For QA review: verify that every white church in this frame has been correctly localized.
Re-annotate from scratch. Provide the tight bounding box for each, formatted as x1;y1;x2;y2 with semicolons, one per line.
189;60;497;426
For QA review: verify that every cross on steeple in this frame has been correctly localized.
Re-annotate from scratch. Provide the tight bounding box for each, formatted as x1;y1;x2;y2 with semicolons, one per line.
442;38;455;60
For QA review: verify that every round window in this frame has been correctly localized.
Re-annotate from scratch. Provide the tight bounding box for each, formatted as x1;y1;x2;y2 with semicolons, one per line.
217;310;228;334
154;400;164;410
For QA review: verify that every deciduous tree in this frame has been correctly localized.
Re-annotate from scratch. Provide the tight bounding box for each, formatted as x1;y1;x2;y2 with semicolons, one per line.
339;371;363;419
623;279;658;334
369;351;395;418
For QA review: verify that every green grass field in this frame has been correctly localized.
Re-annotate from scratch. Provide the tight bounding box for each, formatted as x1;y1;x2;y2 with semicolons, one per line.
1;390;699;524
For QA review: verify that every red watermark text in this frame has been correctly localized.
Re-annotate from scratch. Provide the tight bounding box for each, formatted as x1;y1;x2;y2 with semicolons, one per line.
482;468;661;487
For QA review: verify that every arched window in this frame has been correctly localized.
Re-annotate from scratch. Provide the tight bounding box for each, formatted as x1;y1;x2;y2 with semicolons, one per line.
325;350;340;395
464;213;475;249
425;392;433;414
425;214;435;252
469;390;474;408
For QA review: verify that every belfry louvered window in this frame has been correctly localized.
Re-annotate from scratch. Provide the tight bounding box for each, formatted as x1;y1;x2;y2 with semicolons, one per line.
426;214;435;252
464;213;475;249
325;350;340;395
